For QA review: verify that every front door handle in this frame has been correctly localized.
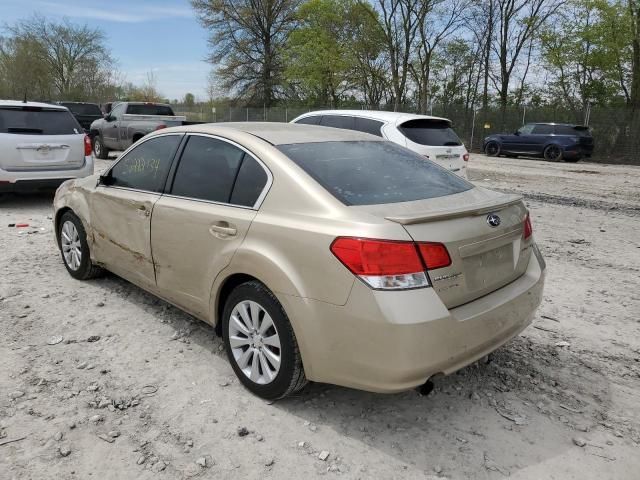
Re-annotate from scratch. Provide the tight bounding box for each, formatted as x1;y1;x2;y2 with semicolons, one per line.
209;222;237;238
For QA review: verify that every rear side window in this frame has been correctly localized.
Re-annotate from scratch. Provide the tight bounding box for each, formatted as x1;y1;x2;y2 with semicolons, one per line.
0;107;81;135
295;116;321;125
320;115;355;130
109;135;181;192
355;117;383;137
278;141;472;206
399;119;461;146
554;125;591;136
532;124;554;135
171;136;245;203
61;103;102;116
230;156;268;207
126;104;174;116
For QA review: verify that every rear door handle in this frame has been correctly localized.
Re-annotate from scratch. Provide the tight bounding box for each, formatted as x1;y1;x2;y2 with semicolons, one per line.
209;223;237;237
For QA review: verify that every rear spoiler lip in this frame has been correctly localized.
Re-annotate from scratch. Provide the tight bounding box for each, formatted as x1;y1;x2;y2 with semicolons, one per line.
384;194;524;225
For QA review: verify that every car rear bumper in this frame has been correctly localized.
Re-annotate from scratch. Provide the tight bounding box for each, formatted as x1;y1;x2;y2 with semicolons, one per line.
278;245;545;393
0;156;93;192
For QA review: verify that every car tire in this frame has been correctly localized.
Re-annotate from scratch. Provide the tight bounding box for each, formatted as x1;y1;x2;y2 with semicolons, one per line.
57;211;104;280
93;135;110;160
485;141;501;157
543;144;563;162
222;281;307;400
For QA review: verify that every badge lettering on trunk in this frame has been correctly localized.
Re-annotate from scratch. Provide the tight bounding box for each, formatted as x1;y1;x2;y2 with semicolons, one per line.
486;214;501;227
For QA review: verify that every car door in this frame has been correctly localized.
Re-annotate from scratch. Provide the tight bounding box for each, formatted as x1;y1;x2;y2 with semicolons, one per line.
502;124;534;153
102;103;124;149
90;134;183;287
151;134;271;318
529;124;555;154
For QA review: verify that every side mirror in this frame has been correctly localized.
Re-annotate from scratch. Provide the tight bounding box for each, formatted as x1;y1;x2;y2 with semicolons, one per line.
104;114;113;121
98;172;113;186
514;130;521;135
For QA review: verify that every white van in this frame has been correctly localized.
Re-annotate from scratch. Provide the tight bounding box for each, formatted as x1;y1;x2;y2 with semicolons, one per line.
290;110;468;177
0;100;93;193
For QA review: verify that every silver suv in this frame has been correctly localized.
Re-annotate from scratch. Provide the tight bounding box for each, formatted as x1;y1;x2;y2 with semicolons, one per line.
0;100;93;193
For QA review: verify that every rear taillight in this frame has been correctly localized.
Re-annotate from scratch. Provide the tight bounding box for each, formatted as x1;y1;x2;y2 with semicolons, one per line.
523;213;533;239
330;237;450;290
84;135;92;156
155;124;167;130
463;153;469;162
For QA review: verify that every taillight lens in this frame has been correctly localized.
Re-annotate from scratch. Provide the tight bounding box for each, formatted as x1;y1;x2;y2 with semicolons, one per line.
84;135;92;156
155;124;167;130
463;153;469;162
418;243;451;269
330;237;450;290
523;213;533;239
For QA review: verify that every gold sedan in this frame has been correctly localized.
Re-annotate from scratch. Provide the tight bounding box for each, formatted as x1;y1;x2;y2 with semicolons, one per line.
53;123;546;399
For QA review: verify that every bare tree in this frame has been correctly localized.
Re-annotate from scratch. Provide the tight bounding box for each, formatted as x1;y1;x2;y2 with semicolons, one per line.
191;0;300;107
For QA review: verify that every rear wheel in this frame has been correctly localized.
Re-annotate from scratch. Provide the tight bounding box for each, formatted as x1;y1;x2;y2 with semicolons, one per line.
57;211;104;280
485;141;500;157
93;135;110;159
222;281;306;399
543;144;563;162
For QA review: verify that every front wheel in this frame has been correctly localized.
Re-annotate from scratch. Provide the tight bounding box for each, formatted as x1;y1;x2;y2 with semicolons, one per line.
222;281;307;399
543;144;563;162
93;135;110;159
57;211;104;280
485;141;501;157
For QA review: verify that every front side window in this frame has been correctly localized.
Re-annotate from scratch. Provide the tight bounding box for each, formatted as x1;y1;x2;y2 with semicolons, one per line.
170;136;245;203
0;107;81;135
278;141;472;206
399;119;462;146
518;124;535;135
295;116;321;125
108;135;181;192
532;124;554;135
109;103;125;120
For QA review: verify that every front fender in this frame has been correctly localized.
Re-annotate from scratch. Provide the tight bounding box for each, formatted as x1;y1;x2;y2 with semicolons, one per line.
53;178;95;254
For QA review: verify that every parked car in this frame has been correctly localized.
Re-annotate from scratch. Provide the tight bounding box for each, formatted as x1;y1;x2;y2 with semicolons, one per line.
291;110;469;177
0;100;93;193
53;122;545;399
56;102;103;132
89;102;188;159
483;123;594;162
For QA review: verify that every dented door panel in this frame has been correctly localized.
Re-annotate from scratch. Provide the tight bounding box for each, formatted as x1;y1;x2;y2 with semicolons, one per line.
90;186;159;287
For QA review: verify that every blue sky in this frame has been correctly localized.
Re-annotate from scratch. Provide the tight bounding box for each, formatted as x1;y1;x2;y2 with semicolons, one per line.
1;0;211;100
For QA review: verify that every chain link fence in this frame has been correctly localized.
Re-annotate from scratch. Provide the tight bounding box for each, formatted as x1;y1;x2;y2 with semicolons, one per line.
173;104;640;165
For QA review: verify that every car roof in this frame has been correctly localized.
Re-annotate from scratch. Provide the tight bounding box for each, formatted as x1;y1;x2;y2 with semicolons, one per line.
527;122;582;127
57;101;99;105
294;109;452;125
161;122;385;145
0;100;67;110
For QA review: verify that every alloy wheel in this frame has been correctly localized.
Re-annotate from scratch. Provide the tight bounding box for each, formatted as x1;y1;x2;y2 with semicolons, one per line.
228;300;282;385
61;220;82;271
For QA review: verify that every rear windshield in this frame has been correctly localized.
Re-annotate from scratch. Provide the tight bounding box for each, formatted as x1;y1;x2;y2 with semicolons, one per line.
277;141;472;206
61;103;102;116
400;119;462;146
126;104;174;116
0;107;82;135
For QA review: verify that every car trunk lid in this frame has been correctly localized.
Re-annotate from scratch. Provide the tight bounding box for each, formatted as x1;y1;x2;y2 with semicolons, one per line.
352;187;533;309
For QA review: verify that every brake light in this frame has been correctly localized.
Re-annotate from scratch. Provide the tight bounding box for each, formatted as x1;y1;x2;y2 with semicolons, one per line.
84;135;92;156
463;153;469;162
524;213;533;239
330;237;451;290
155;124;167;130
418;243;451;269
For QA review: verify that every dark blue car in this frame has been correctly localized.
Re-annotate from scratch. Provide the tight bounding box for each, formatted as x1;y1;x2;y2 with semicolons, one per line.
483;123;594;162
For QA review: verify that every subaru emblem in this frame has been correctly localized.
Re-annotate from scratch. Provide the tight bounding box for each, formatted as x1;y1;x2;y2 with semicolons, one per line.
486;214;501;227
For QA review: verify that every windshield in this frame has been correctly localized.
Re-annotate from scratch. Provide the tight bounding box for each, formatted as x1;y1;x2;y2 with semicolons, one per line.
277;141;472;206
126;104;175;116
0;107;81;135
399;119;462;146
61;103;102;116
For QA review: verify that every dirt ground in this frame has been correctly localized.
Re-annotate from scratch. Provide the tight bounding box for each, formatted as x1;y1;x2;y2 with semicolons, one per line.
1;154;639;480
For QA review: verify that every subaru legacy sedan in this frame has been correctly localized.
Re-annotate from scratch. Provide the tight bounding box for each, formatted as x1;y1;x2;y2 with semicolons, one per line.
53;123;545;399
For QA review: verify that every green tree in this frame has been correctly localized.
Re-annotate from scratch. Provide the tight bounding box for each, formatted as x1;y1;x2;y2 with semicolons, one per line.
184;92;195;106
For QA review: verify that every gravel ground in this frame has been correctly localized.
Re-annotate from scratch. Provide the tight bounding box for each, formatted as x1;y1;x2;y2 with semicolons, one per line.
1;154;639;479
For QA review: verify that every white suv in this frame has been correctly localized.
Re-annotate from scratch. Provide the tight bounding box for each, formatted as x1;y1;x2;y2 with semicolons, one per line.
291;110;468;177
0;100;93;193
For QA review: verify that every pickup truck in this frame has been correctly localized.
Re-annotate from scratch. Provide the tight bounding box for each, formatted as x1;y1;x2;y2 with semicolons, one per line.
89;102;189;159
